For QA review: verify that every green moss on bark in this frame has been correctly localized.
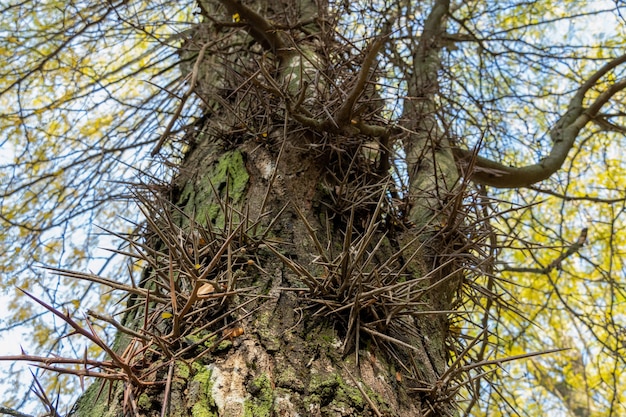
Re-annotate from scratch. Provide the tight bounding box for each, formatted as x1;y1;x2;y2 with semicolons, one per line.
305;372;373;414
243;374;274;417
255;309;282;352
189;362;219;417
178;150;249;227
70;380;122;417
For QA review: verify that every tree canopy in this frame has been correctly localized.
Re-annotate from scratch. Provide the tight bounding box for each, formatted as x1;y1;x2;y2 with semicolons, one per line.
2;0;626;415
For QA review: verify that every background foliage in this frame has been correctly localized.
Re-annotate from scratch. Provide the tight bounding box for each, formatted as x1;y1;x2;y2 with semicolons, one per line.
1;0;626;415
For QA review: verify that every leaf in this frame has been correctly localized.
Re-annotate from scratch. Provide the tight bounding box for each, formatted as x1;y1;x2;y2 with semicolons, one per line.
197;283;216;296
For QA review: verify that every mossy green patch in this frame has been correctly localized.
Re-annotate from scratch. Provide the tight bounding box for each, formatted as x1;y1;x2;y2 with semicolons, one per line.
276;362;305;391
185;332;217;350
72;380;121;417
175;361;192;379
178;150;249;227
243;374;273;417
255;309;281;351
306;370;380;412
217;339;233;351
307;371;340;404
306;323;340;355
191;402;217;417
190;363;218;417
137;392;152;410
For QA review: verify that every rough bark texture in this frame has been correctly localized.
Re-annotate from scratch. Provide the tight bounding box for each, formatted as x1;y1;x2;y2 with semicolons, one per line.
71;1;467;416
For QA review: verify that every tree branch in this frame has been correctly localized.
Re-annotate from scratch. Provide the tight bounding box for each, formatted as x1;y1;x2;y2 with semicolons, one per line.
502;228;588;274
402;0;459;228
0;407;33;417
151;42;210;156
217;0;285;53
456;53;626;188
335;36;385;125
528;185;626;203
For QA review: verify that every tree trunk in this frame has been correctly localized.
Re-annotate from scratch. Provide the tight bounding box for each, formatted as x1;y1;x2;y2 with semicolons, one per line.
71;1;467;416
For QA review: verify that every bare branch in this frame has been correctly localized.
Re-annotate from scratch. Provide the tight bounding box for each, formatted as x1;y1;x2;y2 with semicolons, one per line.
151;42;211;156
502;228;588;274
217;0;285;53
335;36;385;124
0;406;33;417
456;54;626;188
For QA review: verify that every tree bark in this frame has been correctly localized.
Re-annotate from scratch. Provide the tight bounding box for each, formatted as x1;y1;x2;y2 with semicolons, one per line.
71;1;465;416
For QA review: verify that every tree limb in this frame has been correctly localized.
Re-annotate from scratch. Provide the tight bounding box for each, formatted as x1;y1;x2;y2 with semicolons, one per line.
0;407;33;417
217;0;285;53
335;36;385;125
456;53;626;188
402;0;459;228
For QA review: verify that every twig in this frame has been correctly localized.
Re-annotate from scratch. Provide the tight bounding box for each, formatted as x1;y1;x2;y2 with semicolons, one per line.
151;42;210;156
502;228;588;274
0;407;33;417
86;310;151;341
161;362;175;417
42;266;169;304
18;289;145;386
335;36;385;125
342;365;383;417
